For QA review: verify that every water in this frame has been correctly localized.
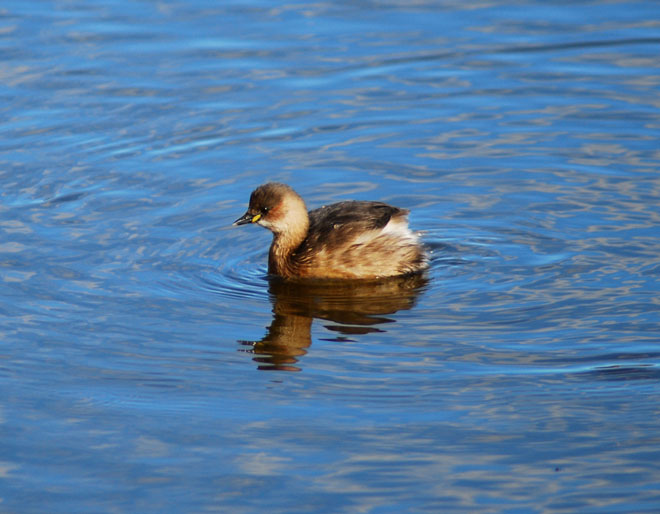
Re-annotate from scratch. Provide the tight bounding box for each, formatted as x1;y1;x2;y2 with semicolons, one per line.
2;0;660;512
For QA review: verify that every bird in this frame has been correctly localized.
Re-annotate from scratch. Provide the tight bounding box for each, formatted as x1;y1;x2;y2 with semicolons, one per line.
233;182;428;280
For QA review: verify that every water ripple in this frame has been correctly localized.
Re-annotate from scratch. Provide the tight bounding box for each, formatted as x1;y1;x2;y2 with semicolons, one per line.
198;244;269;303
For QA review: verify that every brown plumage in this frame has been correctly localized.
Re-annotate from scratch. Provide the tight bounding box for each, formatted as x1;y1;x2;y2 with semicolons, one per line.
233;182;428;279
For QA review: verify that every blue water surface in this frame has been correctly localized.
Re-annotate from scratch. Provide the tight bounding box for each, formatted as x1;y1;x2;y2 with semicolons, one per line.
1;0;660;512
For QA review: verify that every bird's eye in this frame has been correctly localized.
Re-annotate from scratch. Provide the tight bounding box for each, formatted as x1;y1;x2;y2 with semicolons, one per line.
261;206;270;214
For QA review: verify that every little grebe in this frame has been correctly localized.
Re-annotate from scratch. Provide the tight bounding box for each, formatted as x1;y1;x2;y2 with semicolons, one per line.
233;182;428;279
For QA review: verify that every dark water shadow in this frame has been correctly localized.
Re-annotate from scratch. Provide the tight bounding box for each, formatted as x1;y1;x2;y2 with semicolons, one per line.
239;274;428;371
577;364;660;382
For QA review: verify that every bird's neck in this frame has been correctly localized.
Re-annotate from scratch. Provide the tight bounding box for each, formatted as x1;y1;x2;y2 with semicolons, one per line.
268;216;309;277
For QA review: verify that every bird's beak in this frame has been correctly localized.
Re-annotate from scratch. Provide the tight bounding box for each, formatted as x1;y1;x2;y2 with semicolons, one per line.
233;212;261;226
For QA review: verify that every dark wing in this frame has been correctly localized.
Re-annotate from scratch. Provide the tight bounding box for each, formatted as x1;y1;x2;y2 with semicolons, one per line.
304;201;408;246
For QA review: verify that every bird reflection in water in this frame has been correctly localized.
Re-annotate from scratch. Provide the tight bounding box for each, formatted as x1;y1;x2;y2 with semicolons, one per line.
239;274;427;371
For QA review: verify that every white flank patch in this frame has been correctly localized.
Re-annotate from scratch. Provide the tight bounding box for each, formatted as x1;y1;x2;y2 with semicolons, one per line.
380;217;419;244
